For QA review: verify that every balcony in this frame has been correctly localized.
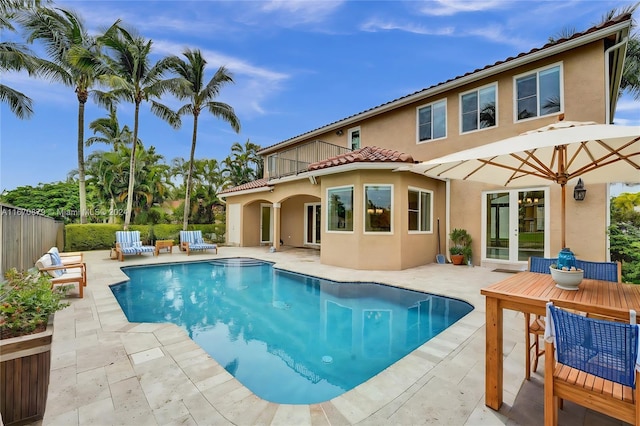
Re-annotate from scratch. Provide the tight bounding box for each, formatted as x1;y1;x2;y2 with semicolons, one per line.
266;140;352;180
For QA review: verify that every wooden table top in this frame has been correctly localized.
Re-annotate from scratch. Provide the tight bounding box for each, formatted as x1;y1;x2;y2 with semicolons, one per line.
481;271;640;310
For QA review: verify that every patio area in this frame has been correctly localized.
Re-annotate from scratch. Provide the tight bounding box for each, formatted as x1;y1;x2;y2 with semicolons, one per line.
31;246;623;425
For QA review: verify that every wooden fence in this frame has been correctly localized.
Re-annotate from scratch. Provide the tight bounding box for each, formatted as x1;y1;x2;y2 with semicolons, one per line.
0;204;64;278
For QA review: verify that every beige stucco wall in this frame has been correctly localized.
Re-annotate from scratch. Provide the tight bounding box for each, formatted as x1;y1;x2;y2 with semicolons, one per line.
280;195;320;247
319;170;445;270
447;181;609;266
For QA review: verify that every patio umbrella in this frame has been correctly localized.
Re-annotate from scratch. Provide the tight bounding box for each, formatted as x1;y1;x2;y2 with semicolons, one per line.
412;121;640;247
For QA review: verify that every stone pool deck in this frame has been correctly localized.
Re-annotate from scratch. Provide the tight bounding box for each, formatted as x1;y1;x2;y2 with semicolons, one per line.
28;247;622;425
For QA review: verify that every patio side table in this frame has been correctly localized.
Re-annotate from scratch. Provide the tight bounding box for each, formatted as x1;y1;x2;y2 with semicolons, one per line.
155;240;174;256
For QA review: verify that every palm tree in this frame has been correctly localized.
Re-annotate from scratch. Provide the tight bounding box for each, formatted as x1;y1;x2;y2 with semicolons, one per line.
86;105;135;151
230;139;262;178
98;25;184;228
167;49;240;230
21;7;113;224
85;149;129;223
0;0;50;119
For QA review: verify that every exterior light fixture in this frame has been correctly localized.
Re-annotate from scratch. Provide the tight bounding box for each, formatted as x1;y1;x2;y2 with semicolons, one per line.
573;178;586;201
336;129;344;136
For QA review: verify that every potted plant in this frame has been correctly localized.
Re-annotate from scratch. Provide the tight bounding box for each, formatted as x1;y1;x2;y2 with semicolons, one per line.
449;228;472;265
0;268;71;426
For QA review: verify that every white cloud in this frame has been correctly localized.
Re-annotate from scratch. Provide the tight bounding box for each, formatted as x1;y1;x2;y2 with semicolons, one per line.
360;18;454;35
258;0;344;25
417;0;507;16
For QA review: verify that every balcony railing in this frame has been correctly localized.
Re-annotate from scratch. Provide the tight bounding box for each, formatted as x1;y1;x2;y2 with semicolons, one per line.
266;140;352;180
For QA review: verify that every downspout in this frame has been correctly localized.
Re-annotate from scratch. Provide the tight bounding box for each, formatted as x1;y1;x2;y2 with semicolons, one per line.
445;178;452;263
603;36;627;261
604;35;628;124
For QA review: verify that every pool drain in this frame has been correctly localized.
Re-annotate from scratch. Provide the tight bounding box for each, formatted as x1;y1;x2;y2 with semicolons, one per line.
322;355;333;364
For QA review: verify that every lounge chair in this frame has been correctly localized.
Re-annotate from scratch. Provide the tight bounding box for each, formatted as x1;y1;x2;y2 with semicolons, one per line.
180;230;217;255
544;300;640;425
115;230;155;262
35;253;86;298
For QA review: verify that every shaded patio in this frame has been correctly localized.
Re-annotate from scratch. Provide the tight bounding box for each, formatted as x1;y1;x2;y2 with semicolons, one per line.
31;247;623;425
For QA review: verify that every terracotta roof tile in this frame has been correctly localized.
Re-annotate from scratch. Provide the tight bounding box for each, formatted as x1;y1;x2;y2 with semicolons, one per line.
219;178;269;194
259;14;632;155
308;146;414;171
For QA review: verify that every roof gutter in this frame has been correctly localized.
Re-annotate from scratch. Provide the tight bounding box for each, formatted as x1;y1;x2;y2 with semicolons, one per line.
259;20;632;156
219;186;273;200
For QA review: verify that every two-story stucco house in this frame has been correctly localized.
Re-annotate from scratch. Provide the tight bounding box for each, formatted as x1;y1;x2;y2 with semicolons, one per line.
220;13;636;271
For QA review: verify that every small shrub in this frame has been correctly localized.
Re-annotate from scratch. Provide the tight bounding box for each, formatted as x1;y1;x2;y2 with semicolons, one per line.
0;269;71;339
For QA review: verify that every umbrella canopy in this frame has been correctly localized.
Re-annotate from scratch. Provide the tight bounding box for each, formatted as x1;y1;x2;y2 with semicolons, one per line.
412;121;640;247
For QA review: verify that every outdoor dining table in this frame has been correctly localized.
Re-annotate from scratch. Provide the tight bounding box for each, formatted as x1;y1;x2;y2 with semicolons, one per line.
480;271;640;410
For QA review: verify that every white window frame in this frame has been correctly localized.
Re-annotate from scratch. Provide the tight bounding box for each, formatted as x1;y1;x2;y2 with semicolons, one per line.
416;99;447;144
348;126;361;150
363;184;393;235
459;82;498;134
408;186;434;234
326;185;354;233
513;62;564;123
303;202;321;246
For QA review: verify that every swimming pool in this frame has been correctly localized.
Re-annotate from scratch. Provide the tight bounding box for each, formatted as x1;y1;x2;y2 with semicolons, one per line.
110;258;473;404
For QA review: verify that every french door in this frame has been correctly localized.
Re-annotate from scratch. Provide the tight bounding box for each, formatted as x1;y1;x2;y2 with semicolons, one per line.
304;203;321;245
260;204;273;244
483;188;549;263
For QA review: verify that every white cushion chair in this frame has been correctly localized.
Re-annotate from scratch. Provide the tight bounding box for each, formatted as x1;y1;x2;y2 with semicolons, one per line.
35;253;86;298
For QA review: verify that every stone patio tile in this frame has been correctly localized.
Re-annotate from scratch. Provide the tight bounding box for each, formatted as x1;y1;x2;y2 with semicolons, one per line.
78;397;115;425
271;404;312;426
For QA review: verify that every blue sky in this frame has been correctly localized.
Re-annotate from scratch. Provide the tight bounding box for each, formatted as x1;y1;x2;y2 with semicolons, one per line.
2;0;639;192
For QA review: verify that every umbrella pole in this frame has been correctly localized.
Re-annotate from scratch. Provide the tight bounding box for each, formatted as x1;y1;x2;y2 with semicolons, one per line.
561;184;566;248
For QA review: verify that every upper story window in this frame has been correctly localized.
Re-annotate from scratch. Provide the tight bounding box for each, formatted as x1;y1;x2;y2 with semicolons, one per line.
515;64;562;121
327;185;353;232
364;185;392;233
417;99;446;143
408;187;432;233
461;83;497;133
348;127;360;150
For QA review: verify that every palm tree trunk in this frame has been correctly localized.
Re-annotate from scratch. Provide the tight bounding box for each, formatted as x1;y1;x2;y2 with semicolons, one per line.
78;99;87;224
109;197;116;224
183;113;199;230
124;101;140;229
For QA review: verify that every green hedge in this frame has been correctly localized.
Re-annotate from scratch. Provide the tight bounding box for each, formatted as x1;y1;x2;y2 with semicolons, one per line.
65;223;226;251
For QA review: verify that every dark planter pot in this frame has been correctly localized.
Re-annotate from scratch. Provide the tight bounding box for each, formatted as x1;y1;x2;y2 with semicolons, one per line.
451;254;465;265
0;319;53;426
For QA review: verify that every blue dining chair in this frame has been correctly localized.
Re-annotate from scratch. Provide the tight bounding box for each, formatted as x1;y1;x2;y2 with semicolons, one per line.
528;256;557;274
575;259;622;283
544;301;639;425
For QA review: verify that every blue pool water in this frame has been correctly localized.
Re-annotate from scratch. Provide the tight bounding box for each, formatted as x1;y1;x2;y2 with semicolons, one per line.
110;258;473;404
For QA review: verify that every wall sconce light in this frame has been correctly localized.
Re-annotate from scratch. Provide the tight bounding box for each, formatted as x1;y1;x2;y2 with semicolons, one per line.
336;129;344;136
573;178;586;201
